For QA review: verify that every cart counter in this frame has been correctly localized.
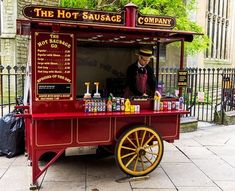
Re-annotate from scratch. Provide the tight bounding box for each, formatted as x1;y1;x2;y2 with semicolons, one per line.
31;109;189;119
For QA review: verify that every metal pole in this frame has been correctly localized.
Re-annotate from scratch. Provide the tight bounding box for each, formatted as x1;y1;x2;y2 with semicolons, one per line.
179;39;184;97
155;40;160;88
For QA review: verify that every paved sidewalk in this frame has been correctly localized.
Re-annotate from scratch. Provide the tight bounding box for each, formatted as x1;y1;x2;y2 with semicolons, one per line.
1;123;235;191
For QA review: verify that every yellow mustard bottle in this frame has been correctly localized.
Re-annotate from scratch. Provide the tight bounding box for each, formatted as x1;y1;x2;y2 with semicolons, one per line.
124;98;131;112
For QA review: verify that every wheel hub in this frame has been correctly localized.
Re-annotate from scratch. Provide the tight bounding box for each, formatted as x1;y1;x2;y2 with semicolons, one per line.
137;148;146;156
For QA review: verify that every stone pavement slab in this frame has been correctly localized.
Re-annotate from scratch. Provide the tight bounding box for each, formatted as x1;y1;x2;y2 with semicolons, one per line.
192;158;235;181
86;157;132;191
177;187;221;191
214;180;235;191
0;165;29;191
40;181;85;191
0;156;15;167
133;189;176;191
43;157;86;182
222;156;235;168
161;162;215;187
161;150;190;163
130;167;175;190
172;145;216;159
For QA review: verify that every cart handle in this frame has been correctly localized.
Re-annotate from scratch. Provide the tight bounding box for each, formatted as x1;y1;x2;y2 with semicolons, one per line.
15;105;30;109
14;113;32;118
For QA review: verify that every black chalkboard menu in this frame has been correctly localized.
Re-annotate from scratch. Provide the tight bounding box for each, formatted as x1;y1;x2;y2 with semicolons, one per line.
178;70;188;87
34;32;74;101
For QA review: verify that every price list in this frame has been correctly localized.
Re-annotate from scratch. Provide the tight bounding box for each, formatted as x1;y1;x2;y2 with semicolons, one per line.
34;32;74;101
177;70;188;87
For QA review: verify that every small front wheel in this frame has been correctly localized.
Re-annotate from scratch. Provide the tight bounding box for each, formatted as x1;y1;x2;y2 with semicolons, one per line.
115;126;164;176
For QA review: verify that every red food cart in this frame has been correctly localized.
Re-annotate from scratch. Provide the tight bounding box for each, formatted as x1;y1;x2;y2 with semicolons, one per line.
16;3;201;189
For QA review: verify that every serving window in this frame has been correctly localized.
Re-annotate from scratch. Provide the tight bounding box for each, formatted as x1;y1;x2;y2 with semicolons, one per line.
76;45;155;99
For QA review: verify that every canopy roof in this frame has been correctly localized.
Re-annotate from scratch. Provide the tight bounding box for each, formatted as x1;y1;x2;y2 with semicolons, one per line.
17;19;201;46
17;4;203;46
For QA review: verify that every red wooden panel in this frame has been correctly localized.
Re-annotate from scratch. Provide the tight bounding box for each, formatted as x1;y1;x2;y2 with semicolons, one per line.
77;118;112;144
35;119;73;147
114;116;146;140
150;115;179;140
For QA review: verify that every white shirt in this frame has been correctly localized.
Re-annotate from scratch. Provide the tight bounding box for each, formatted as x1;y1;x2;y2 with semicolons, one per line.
137;61;145;68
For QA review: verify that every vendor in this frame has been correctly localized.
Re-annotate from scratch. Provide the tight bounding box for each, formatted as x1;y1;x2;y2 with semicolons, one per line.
125;48;156;97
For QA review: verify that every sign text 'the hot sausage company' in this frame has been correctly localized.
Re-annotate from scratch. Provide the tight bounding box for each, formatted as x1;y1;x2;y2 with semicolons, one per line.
23;5;124;25
23;5;176;29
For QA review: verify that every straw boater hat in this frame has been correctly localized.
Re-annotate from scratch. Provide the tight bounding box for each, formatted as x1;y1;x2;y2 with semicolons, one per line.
136;48;153;58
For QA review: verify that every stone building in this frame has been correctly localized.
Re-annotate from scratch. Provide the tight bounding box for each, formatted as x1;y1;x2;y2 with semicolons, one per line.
188;0;235;68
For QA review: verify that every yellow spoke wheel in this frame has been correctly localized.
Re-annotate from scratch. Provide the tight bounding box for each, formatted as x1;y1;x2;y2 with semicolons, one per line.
115;126;163;176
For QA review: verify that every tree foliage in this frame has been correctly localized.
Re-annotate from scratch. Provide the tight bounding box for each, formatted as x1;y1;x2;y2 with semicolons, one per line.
60;0;209;55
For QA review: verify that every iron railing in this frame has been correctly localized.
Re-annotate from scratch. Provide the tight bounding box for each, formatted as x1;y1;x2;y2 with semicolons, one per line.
0;65;26;116
160;67;235;123
1;65;235;124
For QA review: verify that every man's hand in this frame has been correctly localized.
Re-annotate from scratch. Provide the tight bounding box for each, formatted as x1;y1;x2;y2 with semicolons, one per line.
143;93;148;97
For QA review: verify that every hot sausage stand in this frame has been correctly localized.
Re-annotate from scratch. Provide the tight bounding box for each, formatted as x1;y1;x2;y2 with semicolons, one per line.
16;3;200;189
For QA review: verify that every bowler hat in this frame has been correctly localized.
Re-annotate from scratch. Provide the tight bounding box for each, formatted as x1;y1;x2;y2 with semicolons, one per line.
137;48;153;57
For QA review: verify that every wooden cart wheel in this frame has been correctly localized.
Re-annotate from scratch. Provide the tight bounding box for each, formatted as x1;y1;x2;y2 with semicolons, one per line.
115;126;164;176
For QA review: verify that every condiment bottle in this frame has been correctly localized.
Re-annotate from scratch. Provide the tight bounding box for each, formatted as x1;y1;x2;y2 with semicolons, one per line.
179;97;184;110
153;91;161;111
120;98;125;111
94;100;97;112
124;98;131;112
107;96;112;112
84;100;89;112
112;97;117;111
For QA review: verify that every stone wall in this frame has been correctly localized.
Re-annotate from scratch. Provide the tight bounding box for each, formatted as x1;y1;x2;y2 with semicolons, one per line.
17;0;60;19
31;0;60;6
1;0;17;67
2;0;16;35
16;35;29;66
1;38;15;66
17;0;31;19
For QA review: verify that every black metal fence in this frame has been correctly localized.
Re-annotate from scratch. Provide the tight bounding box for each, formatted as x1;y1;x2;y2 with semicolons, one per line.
160;67;235;123
1;65;235;124
0;65;26;116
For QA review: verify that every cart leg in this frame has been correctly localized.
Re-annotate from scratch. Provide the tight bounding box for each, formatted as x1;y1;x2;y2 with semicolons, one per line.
27;159;32;166
24;152;28;157
31;149;65;189
29;183;39;190
25;118;31;158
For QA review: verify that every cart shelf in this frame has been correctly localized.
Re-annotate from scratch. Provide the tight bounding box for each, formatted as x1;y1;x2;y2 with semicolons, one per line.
31;110;189;120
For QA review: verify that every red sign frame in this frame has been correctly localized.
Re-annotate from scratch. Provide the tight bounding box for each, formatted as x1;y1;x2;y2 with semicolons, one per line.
34;31;74;101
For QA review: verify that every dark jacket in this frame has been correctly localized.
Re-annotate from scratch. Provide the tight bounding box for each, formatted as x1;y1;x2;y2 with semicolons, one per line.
126;62;156;96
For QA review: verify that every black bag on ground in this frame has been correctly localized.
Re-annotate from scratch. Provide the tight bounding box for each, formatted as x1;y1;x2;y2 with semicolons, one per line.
0;111;25;158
